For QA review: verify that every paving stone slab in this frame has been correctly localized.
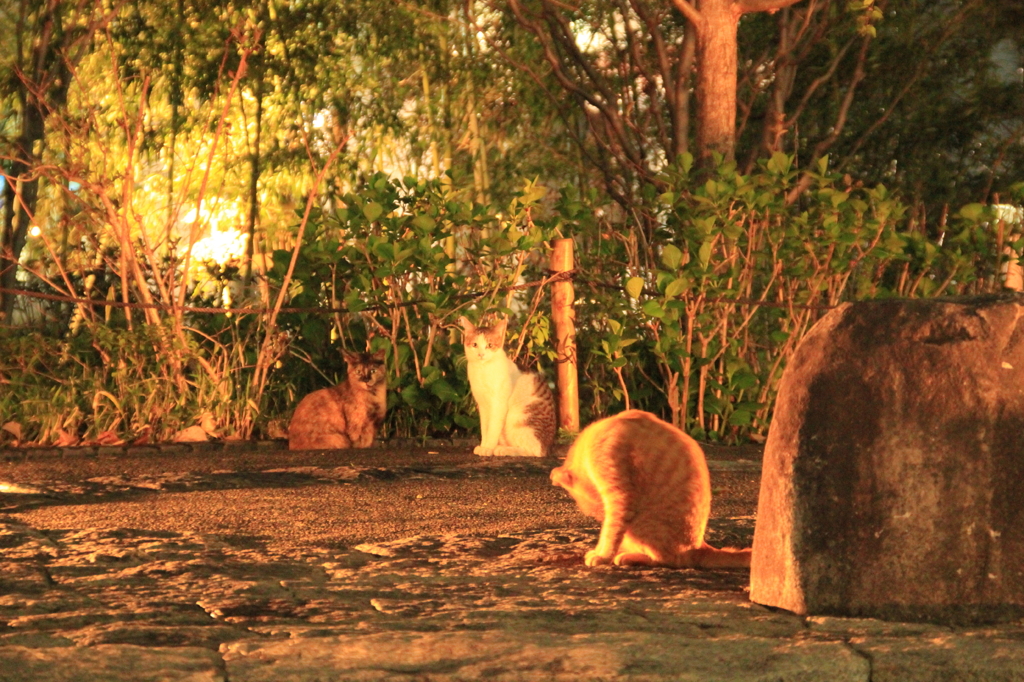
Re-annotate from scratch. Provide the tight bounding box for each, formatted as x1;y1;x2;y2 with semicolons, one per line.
0;644;224;682
854;634;1024;682
221;631;870;682
3;446;1023;681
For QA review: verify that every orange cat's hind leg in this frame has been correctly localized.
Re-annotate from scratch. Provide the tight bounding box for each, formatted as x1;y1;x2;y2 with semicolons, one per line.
673;544;752;569
613;552;657;567
609;531;664;567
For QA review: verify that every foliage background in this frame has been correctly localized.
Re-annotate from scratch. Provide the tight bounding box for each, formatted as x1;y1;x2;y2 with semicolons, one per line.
0;0;1021;446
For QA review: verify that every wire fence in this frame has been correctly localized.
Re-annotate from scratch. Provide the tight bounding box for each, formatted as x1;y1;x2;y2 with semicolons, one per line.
0;269;843;325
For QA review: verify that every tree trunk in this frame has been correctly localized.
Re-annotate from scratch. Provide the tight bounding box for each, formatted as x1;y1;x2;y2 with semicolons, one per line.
671;0;806;165
694;0;740;163
0;108;44;322
243;72;263;287
0;0;72;322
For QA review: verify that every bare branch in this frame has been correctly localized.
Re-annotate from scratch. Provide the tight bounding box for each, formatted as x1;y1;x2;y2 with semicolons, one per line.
786;36;855;129
668;0;702;28
506;0;648;179
982;119;1024;203
811;34;869;156
471;8;629;207
614;0;670;154
630;0;690;158
786;33;871;204
837;0;984;173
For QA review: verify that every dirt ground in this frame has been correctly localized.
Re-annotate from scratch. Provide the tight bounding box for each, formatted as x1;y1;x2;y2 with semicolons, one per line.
0;442;761;551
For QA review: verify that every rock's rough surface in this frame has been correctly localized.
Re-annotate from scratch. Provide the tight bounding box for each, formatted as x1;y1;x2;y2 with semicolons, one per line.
750;295;1024;622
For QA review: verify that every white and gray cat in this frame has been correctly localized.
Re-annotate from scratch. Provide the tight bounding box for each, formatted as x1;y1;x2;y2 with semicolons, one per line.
459;316;556;457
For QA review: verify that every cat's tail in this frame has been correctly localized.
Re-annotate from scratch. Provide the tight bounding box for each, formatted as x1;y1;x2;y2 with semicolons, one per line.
675;544;752;569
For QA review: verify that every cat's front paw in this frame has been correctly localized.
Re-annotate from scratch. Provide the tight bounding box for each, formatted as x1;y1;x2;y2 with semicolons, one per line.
474;445;496;457
584;550;612;567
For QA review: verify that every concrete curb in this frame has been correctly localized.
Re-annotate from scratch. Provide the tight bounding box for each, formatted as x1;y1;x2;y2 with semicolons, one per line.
0;437;481;460
0;439;761;473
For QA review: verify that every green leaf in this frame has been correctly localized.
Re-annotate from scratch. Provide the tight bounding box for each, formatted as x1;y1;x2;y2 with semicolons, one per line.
363;201;384;222
727;410;752;427
679;152;694;174
959;203;985;221
301;319;326;343
730;369;759;390
454;413;477;430
412;214;435;231
723;222;744;240
703;396;725;416
344;292;367;313
642;300;665;318
270;249;292;278
429;379;458;402
400;384;421;406
521;182;548;205
831;191;850;208
664;277;688;299
695;216;716;236
698;240;713;268
372;240;394;261
625;276;645;300
767;151;792;176
661;244;683;270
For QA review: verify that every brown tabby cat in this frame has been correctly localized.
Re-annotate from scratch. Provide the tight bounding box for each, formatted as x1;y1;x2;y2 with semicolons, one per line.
288;349;387;450
551;410;751;569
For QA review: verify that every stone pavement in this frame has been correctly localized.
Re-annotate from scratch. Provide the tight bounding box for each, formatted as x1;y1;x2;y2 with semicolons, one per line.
1;442;1024;681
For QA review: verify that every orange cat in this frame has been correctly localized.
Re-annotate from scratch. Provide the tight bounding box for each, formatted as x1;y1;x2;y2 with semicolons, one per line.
551;410;751;569
288;350;387;450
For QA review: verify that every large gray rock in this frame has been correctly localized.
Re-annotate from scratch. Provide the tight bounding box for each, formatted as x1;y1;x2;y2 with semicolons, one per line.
750;295;1024;623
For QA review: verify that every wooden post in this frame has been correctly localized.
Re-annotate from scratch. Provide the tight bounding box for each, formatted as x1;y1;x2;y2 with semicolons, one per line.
551;238;579;434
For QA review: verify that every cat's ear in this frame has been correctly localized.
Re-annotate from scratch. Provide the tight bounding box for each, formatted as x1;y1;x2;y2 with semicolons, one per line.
458;316;475;332
494;317;508;337
371;348;386;363
341;350;357;364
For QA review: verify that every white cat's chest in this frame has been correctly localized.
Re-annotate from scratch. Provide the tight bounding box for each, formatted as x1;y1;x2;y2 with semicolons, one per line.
467;354;520;400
